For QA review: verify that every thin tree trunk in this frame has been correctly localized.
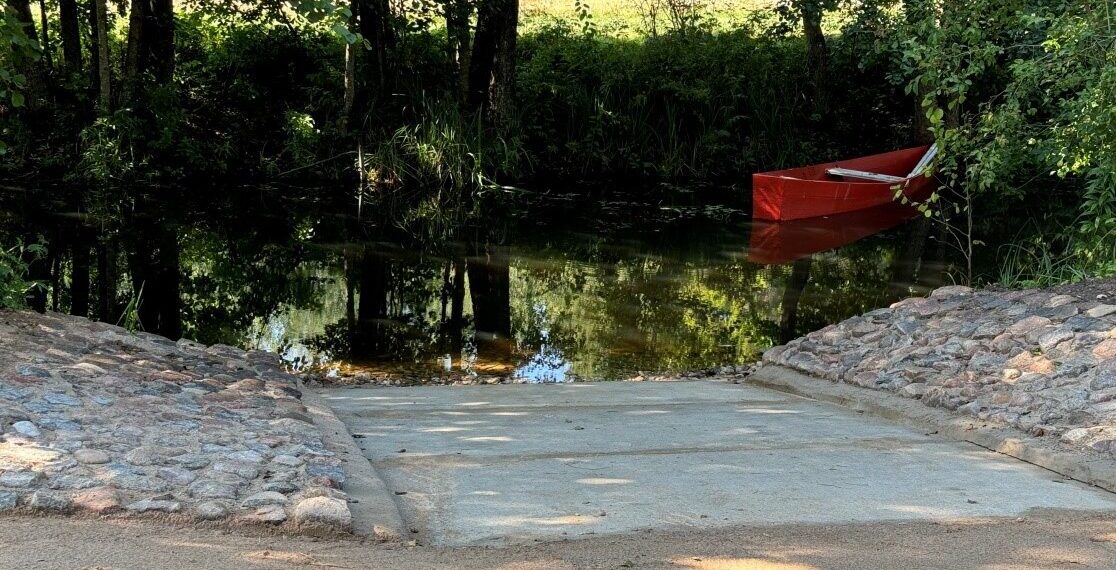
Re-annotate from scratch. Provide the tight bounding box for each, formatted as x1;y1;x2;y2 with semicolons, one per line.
149;0;174;84
59;0;82;74
37;0;52;70
904;0;933;143
342;7;357;134
354;0;392;98
445;0;472;101
93;0;111;110
123;0;144;100
96;239;119;323
490;0;519;124
71;240;91;317
465;0;500;110
800;2;827;112
51;249;61;312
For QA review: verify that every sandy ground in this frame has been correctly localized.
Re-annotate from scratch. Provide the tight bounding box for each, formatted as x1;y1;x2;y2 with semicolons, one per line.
2;510;1115;569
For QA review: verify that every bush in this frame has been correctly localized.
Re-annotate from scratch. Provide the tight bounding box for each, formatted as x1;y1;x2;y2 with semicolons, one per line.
0;241;45;310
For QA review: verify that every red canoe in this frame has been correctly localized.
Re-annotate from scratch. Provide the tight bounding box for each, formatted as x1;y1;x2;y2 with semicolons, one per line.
752;145;936;221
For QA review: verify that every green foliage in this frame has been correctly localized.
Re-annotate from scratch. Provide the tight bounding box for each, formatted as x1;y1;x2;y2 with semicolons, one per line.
0;240;45;310
885;0;1116;283
365;96;526;239
997;230;1116;288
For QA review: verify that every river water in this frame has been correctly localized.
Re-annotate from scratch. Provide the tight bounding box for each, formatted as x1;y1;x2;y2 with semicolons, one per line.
2;186;953;383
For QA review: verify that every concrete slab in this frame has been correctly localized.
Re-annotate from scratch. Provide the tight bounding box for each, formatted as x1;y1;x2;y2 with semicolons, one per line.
320;381;1116;547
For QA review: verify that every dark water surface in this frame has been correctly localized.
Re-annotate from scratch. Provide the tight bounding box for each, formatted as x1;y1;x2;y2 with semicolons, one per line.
2;187;954;382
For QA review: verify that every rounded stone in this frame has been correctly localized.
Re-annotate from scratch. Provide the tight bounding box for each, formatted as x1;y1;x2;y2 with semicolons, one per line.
126;499;182;513
241;491;288;508
188;480;237;499
71;487;122;513
0;490;19;510
242;504;287;524
29;490;72;512
74;449;112;465
195;500;230;520
291;496;351;531
12;421;41;438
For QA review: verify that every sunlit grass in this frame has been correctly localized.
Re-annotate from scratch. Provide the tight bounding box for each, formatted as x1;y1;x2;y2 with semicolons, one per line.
521;0;778;36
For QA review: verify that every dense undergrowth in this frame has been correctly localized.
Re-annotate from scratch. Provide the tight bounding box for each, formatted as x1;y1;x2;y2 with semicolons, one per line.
1;0;1114;286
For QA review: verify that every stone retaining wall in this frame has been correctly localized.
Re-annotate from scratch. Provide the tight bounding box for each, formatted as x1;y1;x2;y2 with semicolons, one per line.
763;285;1116;458
0;311;352;532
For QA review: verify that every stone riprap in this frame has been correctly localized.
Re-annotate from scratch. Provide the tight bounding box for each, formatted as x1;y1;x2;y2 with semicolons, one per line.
763;285;1116;457
0;311;352;532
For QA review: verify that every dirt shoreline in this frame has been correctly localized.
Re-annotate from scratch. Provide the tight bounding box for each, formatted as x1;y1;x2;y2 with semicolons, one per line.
2;510;1114;569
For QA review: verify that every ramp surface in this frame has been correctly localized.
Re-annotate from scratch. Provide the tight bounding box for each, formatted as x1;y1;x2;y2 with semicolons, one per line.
320;381;1116;546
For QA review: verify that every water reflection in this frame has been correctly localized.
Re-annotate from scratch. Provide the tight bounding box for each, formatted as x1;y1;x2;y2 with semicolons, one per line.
0;188;947;383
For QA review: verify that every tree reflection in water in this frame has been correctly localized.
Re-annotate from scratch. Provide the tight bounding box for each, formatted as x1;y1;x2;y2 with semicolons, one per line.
0;190;949;383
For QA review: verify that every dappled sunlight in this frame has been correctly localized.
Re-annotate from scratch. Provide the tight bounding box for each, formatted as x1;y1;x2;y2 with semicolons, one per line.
734;407;802;415
624;409;672;415
0;442;65;469
471;490;502;496
490;411;530;416
422;426;471;433
576;478;633;485
728;427;760;435
483;514;599;527
457;401;492;407
884;504;966;518
672;556;820;570
462;436;514;442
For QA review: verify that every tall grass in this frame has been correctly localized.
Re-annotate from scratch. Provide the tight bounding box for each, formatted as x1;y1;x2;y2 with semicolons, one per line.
996;230;1116;288
363;96;528;238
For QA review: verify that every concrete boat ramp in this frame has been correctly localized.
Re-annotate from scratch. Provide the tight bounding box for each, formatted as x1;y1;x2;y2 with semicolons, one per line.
320;380;1116;547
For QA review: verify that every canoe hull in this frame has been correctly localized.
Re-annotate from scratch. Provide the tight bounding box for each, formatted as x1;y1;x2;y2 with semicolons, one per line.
753;146;936;221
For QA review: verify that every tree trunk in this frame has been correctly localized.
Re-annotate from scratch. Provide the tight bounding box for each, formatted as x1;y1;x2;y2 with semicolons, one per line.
96;238;119;323
92;0;111;110
904;0;934;143
37;0;52;70
71;240;91;317
124;0;174;101
59;0;82;74
490;0;519;123
466;0;518;120
800;2;827;112
445;0;472;101
127;219;181;339
465;0;500;110
354;0;392;98
341;4;357;133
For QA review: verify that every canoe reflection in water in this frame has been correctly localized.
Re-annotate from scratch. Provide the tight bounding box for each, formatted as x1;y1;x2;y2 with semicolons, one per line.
747;201;937;343
748;201;924;266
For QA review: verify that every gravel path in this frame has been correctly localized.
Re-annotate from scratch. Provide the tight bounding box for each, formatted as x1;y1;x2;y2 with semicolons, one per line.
0;311;352;532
